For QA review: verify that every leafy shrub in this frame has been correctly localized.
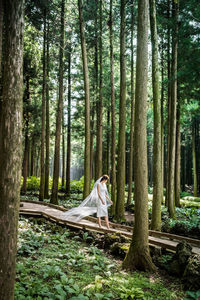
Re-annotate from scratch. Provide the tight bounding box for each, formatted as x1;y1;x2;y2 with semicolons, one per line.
70;177;85;194
26;176;40;191
117;285;144;300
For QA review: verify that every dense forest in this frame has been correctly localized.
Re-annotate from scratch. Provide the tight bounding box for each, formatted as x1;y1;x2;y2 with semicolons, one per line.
0;0;200;299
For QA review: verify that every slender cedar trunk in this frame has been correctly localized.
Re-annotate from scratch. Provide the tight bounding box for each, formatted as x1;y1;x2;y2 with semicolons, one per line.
94;5;98;181
106;110;110;175
90;87;95;181
78;0;91;198
51;0;65;204
149;0;162;231
0;0;24;297
109;0;116;214
62;108;65;187
39;10;46;201
30;136;35;176
66;42;71;195
44;21;50;199
116;0;126;221
165;0;171;207
0;0;3;139
0;0;3;72
175;99;181;206
161;37;164;201
96;0;103;179
168;1;178;218
127;3;135;206
36;147;40;177
22;76;30;193
181;133;186;191
123;0;155;272
22;131;29;193
192;121;198;197
197;122;200;194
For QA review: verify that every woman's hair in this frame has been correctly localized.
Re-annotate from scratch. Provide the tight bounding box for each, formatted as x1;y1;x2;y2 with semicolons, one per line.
100;175;109;182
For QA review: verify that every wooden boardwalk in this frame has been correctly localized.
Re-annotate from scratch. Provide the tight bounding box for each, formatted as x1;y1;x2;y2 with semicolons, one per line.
20;200;200;255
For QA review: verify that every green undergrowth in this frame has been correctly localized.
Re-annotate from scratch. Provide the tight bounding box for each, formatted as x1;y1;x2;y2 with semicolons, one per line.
15;217;185;300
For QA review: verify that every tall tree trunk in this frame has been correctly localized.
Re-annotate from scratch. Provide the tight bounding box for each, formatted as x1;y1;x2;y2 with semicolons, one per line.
96;0;103;179
161;36;164;202
22;76;30;193
106;110;110;175
116;0;126;221
127;2;135;206
181;133;186;191
149;0;162;231
165;0;171;207
0;0;3;140
109;0;116;214
44;20;50;199
167;0;178;218
0;0;3;73
62;110;65;187
175;99;181;206
0;0;24;297
94;5;98;181
123;0;155;272
66;39;71;195
192;121;198;197
22;131;29;193
78;0;91;198
51;0;65;204
39;10;46;201
30;136;35;176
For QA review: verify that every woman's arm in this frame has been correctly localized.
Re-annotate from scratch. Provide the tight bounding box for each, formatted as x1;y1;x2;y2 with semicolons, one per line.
105;194;113;205
97;184;105;205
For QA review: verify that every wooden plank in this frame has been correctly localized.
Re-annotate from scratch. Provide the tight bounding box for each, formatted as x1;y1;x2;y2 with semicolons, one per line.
19;201;200;255
149;230;200;247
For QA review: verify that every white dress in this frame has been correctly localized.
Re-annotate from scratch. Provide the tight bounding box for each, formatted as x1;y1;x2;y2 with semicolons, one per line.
97;183;108;217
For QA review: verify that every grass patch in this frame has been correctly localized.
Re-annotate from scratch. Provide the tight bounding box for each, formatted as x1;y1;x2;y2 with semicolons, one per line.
15;217;185;299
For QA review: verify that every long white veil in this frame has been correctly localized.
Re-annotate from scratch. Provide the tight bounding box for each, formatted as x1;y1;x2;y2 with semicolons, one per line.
62;177;110;221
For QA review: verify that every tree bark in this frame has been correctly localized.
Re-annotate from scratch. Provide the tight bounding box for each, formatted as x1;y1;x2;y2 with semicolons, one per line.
22;131;29;193
0;0;3;73
116;0;126;221
175;99;181;206
22;76;30;193
106;110;110;176
51;0;65;204
109;0;116;214
167;0;178;218
123;0;155;272
78;0;91;198
161;36;164;202
165;0;171;207
0;0;24;297
44;20;50;199
192;121;198;197
39;9;46;201
127;2;135;206
66;39;71;195
62;108;65;187
30;136;35;176
96;0;103;179
0;0;3;141
149;0;162;231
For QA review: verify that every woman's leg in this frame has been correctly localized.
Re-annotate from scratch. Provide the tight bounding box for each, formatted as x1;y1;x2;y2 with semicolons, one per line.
105;216;110;229
98;217;102;228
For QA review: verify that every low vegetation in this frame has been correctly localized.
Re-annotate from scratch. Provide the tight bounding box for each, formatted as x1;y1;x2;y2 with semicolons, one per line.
16;217;185;300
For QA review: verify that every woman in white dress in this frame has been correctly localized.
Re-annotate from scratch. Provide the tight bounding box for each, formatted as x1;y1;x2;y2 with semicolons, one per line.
63;175;112;228
97;175;113;229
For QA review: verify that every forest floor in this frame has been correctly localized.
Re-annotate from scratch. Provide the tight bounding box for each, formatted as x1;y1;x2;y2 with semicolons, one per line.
15;215;187;300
